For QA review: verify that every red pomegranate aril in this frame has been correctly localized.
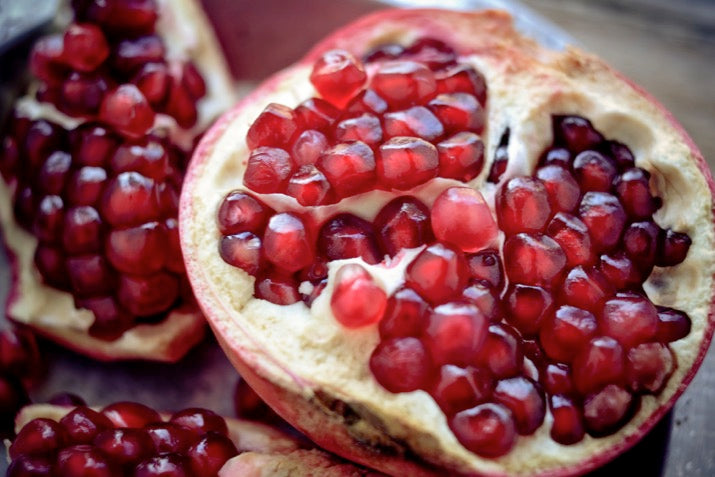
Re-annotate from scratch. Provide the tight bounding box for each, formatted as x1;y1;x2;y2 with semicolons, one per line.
219;232;263;275
503;233;566;287
436;65;487;105
436;132;484;182
100;172;160;227
165;218;184;274
110;138;169;181
601;293;659;348
0;328;43;385
625;342;674;393
263;213;313;273
560;266;613;313
536;165;580;213
496;177;551;236
94;427;155;466
344;89;388;115
187;432;238;477
383;106;444;141
462;281;501;321
243;146;294;194
572;336;625;395
605;141;636;169
134;453;192;477
578;191;627;252
84;0;158;35
55;445;119;477
549;395;584;445
170;408;228;437
379;287;431;339
364;43;404;62
317;141;375;197
614;168;657;220
377;137;438;190
540;147;571;168
67;254;115;296
540;305;598;363
476;324;523;379
33;195;64;243
83;297;134;341
15;186;37;229
102;402;161;429
67;167;107;206
72;124;117;168
543;363;573;395
370;337;433;393
374;196;432;257
405;242;469;305
598;252;642;290
334;113;383;146
246;103;298;149
554;116;604;154
427;93;484;134
492;376;545;435
163;77;198;128
287;165;333;206
546;212;594;267
318;213;382;264
111;35;165;74
465;249;503;291
34;244;69;289
132;62;170;106
431;187;497;253
450;403;516;458
291;129;328;166
331;264;387;328
623;221;660;271
254;271;300;305
370;60;437;108
145;422;195;454
25;120;63;174
118;272;179;316
106;222;166;275
431;365;492;416
424;302;488;366
504;284;553;336
9;418;67;459
181;62;207;99
656;306;692;342
30;34;66;85
310;49;367;108
656;229;692;266
572;150;617;192
402;38;457;70
37;151;72;195
61;72;110;116
294;98;340;131
59;407;113;445
99;85;155;139
6;454;53;477
583;384;634;436
217;191;270;236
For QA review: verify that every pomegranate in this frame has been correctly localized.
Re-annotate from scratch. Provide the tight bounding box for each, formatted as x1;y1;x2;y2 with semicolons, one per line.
181;8;713;477
0;0;234;361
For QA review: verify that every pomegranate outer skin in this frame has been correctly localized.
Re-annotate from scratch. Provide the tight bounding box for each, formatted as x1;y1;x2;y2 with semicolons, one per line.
181;8;715;477
0;0;236;361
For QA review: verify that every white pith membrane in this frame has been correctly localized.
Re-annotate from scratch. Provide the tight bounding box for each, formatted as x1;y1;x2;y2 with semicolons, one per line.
181;9;715;477
0;0;235;361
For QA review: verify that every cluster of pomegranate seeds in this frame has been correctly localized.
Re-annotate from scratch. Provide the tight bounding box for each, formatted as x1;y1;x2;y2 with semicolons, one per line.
8;402;238;477
0;328;44;435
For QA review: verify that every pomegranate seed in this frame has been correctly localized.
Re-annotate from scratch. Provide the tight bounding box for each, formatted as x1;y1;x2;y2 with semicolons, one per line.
219;233;262;274
402;38;457;70
606;141;636;169
181;61;207;99
99;85;155;139
67;254;115;296
25;120;63;174
623;221;660;273
656;229;691;266
68;170;107;206
287;165;333;206
572;336;625;395
263;213;313;273
63;23;109;72
246;103;298;150
134;454;192;477
364;43;404;62
344;89;388;115
465;249;503;290
496;177;551;236
30;34;67;85
492;376;545;435
318;213;382;264
1;136;19;180
536;165;580;213
377;137;438;190
132;62;170;106
578;191;627;252
655;307;691;342
600;293;658;348
369;337;433;393
476;324;523;379
85;0;158;35
572;150;617;192
9;418;67;458
430;365;492;415
145;422;195;454
294;98;339;131
170;408;228;437
436;132;484;182
383;106;444;141
449;403;516;457
0;328;44;386
405;242;469;305
110;138;169;180
549;395;585;445
55;445;120;477
504;284;553;336
33;195;65;243
424;302;488;366
83;296;134;340
436;65;487;105
106;222;167;275
503;233;566;287
101;402;161;428
6;455;53;477
543;363;573;395
614;168;657;219
94;427;156;466
187;432;238;477
310;50;366;108
317;141;375;197
118;272;179;316
539;147;571;168
554;116;603;153
427;93;484;134
461;281;501;321
291;129;329;166
60;72;111;116
540;306;598;363
217;191;271;235
34;244;69;289
335;113;383;146
559;266;613;313
598;252;642;290
379;287;431;339
331;264;387;328
111;35;165;74
163;77;198;128
59;407;113;445
100;172;160;227
15;186;37;229
374;196;433;257
243;146;295;194
583;384;634;436
37;151;71;195
546;213;594;267
370;61;437;108
431;187;497;253
72;124;117;168
254;271;300;305
625;342;674;393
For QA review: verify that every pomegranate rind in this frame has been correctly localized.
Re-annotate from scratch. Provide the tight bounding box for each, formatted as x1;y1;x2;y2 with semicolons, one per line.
181;8;715;477
0;0;236;361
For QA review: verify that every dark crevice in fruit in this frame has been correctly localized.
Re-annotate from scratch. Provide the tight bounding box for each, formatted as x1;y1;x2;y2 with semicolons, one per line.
487;128;509;183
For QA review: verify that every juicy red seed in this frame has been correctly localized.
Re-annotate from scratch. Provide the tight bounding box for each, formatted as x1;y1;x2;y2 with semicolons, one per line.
364;43;404;62
465;249;503;291
476;324;523;379
309;49;366;108
656;229;691;266
385;108;443;143
598;252;642;290
15;186;37;229
583;384;634;436
187;432;238;477
55;445;119;477
254;271;300;305
536;165;580;213
546;212;594;267
496;177;551;236
0;328;43;385
38;151;72;195
110;138;169;180
331;264;387;328
449;403;516;458
318;213;382;264
217;191;270;235
427;93;484;134
379;287;431;339
424;302;488;366
316;141;375;197
67;167;107;206
111;35;165;74
540;305;598;363
436;132;484;182
461;281;501;321
170;408;228;437
601;293;659;348
100;171;160;227
102;402;161;428
132;62;170;106
344;89;388;115
164;218;183;274
145;422;196;454
99;85;155;139
294;98;340;131
431;187;497;253
181;61;207;99
263;213;313;273
572;150;617;192
334;113;383;146
291;129;329;166
625;342;674;393
549;395;585;445
84;0;158;35
431;365;492;415
67;254;115;296
106;222;167;275
34;244;69;288
656;307;691;342
163;77;198;128
493;376;545;435
560;266;613;313
405;242;469;305
59;406;113;445
540;147;571;168
246;103;298;150
402;38;457;70
287;165;332;206
578;191;627;252
374;196;433;257
370;60;437;108
62;71;110;115
30;34;67;85
6;454;53;477
554;116;604;153
117;272;179;316
25;120;63;174
134;454;192;477
436;65;487;105
9;418;67;458
543;363;573;395
243;146;295;194
614;168;657;219
623;221;660;270
572;336;625;395
606;141;636;169
369;337;433;393
33;195;65;243
83;296;134;340
504;284;553;336
377;137;438;190
503;233;566;287
72;124;117;167
93;428;155;466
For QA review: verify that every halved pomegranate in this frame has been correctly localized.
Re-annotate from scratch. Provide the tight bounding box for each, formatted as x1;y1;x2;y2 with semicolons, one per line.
180;8;714;477
0;0;235;361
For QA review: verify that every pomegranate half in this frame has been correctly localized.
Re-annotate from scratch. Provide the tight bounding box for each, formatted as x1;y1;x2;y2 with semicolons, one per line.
180;9;714;476
0;0;235;361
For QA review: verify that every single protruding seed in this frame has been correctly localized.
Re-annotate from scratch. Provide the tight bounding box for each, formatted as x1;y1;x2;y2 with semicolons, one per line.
431;187;497;253
309;49;367;108
449;403;516;458
370;337;433;393
331;264;387;328
263;213;313;273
